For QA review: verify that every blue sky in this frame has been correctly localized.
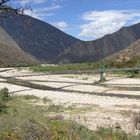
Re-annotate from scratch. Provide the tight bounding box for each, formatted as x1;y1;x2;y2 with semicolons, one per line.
11;0;140;40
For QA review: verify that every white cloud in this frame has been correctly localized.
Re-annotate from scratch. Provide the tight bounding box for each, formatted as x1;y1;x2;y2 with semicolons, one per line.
52;21;68;30
78;10;140;39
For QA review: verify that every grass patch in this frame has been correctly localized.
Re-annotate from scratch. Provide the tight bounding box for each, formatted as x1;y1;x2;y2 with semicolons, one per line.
29;58;140;73
29;62;100;73
42;97;52;104
23;95;39;100
66;104;101;114
113;70;140;78
46;104;65;113
0;92;139;139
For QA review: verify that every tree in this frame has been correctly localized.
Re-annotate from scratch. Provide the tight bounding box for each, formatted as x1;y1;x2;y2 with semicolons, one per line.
0;0;28;14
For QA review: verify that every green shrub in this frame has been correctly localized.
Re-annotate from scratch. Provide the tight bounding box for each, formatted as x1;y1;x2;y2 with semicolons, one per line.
0;88;10;113
0;88;10;101
0;101;7;113
127;73;136;78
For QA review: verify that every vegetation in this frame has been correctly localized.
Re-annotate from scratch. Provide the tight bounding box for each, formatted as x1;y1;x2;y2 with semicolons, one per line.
0;88;10;113
22;95;39;100
29;57;140;73
113;70;140;78
30;62;100;72
0;88;139;140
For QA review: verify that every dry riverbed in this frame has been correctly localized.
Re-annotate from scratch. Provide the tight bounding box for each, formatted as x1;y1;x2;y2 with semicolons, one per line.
0;68;140;133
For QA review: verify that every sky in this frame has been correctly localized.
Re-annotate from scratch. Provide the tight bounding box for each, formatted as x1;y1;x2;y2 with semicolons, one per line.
9;0;140;40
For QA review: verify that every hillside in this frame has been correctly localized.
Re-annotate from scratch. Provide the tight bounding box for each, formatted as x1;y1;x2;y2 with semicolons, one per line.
57;23;140;63
106;39;140;62
0;12;80;66
0;26;38;67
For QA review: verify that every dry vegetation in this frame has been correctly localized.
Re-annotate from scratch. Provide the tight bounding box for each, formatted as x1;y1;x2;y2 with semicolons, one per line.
0;88;139;139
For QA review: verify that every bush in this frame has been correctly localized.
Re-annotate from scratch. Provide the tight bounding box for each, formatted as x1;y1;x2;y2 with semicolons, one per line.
0;102;7;113
127;73;136;78
0;88;10;101
0;88;10;113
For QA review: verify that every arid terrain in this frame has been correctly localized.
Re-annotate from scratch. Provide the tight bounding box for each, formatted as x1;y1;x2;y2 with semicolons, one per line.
0;68;140;134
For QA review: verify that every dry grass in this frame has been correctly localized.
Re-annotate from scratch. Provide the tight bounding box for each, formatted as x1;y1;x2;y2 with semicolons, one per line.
133;112;140;130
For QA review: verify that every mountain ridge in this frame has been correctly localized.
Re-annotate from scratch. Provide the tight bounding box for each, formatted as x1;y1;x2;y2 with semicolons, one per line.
56;23;140;63
0;12;140;66
0;12;80;66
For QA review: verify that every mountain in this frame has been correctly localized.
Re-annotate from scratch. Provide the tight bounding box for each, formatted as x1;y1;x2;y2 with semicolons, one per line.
1;11;140;66
57;23;140;63
0;12;80;66
106;39;140;62
0;26;38;67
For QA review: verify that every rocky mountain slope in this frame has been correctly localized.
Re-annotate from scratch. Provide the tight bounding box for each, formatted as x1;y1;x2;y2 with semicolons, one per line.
0;12;80;66
57;23;140;63
106;39;140;62
0;26;38;67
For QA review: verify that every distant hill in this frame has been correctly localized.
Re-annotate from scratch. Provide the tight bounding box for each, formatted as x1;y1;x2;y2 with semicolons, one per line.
57;23;140;63
0;12;80;66
106;39;140;62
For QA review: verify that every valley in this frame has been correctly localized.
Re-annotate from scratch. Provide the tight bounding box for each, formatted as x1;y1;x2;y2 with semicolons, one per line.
0;1;140;139
0;67;140;137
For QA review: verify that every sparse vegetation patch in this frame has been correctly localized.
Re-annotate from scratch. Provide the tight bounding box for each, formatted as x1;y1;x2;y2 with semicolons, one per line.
0;91;139;139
